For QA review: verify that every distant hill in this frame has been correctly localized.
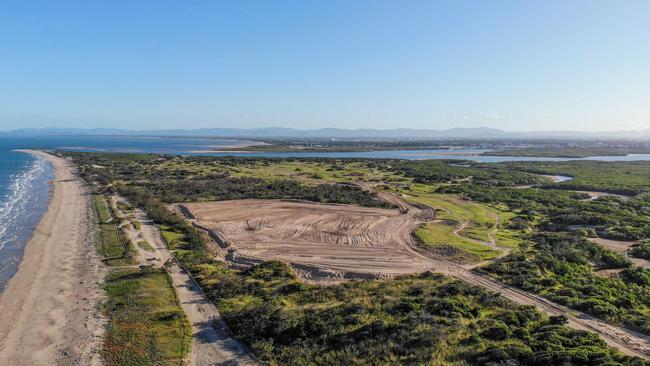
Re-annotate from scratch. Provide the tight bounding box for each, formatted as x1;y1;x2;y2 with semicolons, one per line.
4;126;650;140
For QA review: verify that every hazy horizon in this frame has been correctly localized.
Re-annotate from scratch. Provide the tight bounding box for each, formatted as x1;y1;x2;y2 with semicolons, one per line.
4;125;650;133
2;1;649;132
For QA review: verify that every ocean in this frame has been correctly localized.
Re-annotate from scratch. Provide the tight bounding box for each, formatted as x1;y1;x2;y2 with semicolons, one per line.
0;142;53;291
1;134;650;291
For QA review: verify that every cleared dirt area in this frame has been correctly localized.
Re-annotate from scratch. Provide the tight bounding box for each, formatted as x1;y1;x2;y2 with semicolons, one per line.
181;199;434;277
575;190;631;201
590;238;650;268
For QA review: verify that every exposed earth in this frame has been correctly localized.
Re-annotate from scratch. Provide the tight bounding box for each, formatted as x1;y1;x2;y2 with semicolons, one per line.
178;199;434;278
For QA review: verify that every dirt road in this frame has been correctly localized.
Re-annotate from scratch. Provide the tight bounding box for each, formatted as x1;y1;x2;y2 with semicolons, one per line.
114;197;256;366
409;245;650;358
0;151;105;366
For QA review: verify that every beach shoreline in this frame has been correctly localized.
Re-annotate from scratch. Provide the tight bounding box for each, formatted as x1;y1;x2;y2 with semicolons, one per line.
0;150;105;365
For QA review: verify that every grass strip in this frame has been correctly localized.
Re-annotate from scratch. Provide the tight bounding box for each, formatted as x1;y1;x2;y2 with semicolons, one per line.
102;268;192;366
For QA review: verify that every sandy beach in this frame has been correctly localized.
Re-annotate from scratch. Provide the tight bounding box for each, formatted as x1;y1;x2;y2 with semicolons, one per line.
0;151;104;365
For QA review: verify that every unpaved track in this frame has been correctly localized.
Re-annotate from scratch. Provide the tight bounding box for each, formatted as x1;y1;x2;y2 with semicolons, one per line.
183;192;650;357
114;197;256;366
409;245;650;358
390;193;650;358
0;151;105;366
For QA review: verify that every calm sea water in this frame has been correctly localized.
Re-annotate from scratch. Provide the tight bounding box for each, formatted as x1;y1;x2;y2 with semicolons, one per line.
185;149;650;162
1;134;649;290
4;135;648;162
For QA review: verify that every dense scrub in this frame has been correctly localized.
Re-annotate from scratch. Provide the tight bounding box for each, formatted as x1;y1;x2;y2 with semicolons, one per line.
372;159;546;186
187;260;642;365
437;185;650;240
69;153;391;207
481;233;650;335
503;161;650;195
140;175;390;207
631;240;650;260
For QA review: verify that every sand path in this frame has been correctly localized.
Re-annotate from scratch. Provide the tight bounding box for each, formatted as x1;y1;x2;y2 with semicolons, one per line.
0;151;105;366
113;196;256;366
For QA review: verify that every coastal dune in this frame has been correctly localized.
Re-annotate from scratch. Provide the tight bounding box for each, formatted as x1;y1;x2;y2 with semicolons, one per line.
0;151;104;365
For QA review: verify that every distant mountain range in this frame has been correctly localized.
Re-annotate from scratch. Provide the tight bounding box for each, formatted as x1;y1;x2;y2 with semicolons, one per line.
4;127;650;140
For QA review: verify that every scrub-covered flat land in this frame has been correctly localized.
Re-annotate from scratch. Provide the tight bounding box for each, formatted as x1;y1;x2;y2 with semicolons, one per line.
67;152;650;364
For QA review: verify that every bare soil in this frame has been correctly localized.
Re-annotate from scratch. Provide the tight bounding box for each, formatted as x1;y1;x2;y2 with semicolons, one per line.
181;199;434;277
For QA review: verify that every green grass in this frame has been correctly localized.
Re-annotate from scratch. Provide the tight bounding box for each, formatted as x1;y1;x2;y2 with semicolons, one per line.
97;224;136;267
93;195;112;223
414;222;500;261
158;225;189;250
131;220;142;230
399;187;520;257
227;160;404;185
102;268;192;366
493;229;524;249
137;240;154;252
117;201;133;213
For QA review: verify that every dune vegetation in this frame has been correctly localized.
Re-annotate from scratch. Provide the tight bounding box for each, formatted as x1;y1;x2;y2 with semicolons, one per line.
89;180;192;365
66;151;650;363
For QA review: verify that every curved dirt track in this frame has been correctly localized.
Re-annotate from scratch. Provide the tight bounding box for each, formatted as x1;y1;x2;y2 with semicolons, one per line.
182;192;650;358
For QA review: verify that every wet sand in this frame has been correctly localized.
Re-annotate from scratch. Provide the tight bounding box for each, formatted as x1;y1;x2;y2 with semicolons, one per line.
0;151;104;365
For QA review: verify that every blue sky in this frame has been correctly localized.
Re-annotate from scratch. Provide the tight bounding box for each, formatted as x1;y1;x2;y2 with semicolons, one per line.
1;0;649;131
